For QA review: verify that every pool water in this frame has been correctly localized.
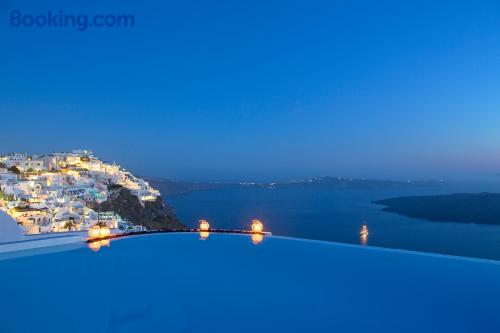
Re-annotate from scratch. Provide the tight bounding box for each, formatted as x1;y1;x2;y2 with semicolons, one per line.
1;233;499;332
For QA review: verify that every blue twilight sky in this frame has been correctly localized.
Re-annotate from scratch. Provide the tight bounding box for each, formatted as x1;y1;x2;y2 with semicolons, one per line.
1;0;500;181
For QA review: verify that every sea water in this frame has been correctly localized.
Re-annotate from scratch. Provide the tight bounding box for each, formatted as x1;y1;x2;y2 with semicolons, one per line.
167;180;500;260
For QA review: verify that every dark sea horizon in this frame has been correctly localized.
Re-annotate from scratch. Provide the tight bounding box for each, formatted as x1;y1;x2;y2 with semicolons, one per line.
166;178;500;261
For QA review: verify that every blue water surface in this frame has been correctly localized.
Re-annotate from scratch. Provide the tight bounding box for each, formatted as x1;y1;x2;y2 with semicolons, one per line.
167;183;500;260
1;233;499;332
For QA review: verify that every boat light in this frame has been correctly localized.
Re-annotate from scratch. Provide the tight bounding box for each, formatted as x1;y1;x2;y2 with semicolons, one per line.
360;224;368;236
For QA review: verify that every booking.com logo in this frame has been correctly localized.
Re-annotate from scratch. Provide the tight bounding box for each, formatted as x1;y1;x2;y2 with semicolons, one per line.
10;10;135;31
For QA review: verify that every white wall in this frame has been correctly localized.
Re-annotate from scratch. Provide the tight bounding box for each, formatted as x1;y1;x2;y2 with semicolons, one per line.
0;210;25;243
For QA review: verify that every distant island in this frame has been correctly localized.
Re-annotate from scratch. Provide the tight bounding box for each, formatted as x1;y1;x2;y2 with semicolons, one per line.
375;193;500;225
147;176;446;196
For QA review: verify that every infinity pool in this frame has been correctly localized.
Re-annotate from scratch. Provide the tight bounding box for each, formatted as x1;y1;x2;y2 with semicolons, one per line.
1;233;499;332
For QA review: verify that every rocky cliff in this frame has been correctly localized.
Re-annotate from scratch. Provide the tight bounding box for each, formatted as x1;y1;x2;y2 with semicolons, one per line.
93;186;186;230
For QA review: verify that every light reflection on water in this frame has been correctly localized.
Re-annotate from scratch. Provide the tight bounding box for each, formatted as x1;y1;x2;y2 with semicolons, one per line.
86;232;267;251
197;231;265;244
251;233;263;245
196;231;266;245
88;239;110;252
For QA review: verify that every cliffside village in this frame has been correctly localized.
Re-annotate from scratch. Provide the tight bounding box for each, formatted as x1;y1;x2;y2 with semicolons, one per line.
0;150;160;234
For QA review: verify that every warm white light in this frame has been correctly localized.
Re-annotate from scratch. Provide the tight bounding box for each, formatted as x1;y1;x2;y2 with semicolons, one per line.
98;226;111;237
88;239;110;252
251;219;264;233
199;219;210;231
88;226;100;238
199;231;209;240
360;234;368;246
88;225;111;239
88;241;100;252
251;233;263;245
360;224;368;236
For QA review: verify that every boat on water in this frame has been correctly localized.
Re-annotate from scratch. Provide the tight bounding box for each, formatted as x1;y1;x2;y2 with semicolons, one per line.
360;224;369;236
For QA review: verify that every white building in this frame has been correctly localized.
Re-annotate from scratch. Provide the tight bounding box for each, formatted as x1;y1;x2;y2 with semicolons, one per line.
0;150;163;235
4;157;44;172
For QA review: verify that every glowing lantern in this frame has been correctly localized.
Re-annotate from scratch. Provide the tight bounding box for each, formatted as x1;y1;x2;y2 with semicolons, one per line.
199;219;210;231
98;226;111;238
251;219;264;233
251;233;263;245
88;226;101;238
199;231;209;240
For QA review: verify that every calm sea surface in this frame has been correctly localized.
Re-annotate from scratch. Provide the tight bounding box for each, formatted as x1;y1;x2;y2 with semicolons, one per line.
167;180;500;261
